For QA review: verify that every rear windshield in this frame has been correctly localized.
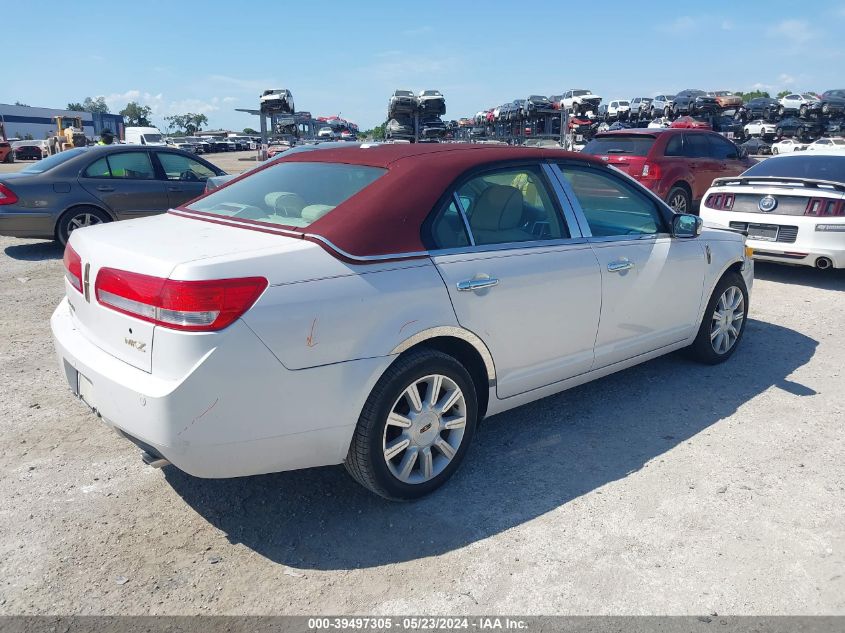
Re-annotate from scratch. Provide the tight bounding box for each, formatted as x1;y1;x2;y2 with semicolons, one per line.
186;161;387;228
143;134;163;142
583;135;656;157
743;155;845;182
21;148;86;174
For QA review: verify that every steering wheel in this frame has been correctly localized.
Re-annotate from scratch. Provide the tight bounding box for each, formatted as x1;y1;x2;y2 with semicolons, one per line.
180;170;200;182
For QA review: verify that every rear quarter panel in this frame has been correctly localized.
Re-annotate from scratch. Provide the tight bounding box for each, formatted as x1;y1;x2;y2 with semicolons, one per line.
241;260;460;369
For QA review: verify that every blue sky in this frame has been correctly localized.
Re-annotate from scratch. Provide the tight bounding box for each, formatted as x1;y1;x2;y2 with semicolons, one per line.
4;1;845;131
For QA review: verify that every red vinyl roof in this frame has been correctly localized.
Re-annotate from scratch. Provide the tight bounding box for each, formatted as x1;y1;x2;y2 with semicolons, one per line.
269;143;601;259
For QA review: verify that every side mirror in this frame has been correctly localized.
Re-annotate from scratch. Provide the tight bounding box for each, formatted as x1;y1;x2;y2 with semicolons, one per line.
672;213;702;238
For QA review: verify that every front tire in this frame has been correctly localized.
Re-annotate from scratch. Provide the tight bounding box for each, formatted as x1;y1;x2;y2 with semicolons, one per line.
688;272;748;364
345;349;478;500
56;206;110;245
4;150;15;164
772;147;779;154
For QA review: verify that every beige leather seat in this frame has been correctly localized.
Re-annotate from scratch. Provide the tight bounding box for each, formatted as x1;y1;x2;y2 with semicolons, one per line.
301;204;335;223
469;184;532;245
264;192;306;218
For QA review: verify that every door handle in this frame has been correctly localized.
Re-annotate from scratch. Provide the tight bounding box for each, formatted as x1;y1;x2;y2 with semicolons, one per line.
167;186;183;192
96;185;115;192
457;277;499;291
607;259;634;273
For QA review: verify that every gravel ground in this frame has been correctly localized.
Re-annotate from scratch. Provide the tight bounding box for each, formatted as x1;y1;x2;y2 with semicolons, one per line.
0;153;843;615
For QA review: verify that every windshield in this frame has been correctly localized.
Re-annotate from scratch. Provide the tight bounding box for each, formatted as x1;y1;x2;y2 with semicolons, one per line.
573;90;591;96
618;101;630;106
186;161;387;228
142;134;163;143
802;94;819;100
395;91;413;97
583;135;656;157
743;155;845;183
21;148;86;174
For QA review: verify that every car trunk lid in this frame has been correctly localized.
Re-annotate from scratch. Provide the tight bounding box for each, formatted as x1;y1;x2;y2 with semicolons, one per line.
63;212;344;373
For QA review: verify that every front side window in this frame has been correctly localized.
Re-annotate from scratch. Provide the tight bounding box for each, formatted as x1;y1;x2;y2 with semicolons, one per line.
157;153;217;182
454;166;567;246
559;166;666;237
84;152;155;179
186;161;386;228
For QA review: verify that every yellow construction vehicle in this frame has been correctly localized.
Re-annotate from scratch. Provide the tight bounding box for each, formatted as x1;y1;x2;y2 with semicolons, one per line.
49;116;87;155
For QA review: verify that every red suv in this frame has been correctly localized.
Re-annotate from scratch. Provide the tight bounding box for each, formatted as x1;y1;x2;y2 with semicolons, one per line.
582;129;752;213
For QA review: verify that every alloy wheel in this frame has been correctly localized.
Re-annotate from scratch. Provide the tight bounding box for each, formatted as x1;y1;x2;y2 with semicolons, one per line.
68;213;103;233
710;286;744;355
382;374;467;485
669;192;688;213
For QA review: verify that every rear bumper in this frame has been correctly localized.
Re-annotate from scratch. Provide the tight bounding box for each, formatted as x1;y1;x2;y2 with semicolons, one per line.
0;210;56;238
51;298;392;478
701;211;845;268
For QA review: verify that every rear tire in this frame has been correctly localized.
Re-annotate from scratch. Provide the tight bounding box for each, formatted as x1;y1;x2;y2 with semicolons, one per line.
688;272;748;364
666;186;691;214
56;206;111;245
4;150;14;164
344;349;478;500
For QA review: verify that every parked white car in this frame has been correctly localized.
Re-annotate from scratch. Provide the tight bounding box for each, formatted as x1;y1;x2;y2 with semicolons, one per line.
772;138;807;154
778;93;819;116
52;144;752;499
806;138;845;153
561;89;602;115
744;119;777;138
648;117;671;129
651;94;676;118
629;97;653;118
259;89;294;114
700;153;844;269
605;100;630;119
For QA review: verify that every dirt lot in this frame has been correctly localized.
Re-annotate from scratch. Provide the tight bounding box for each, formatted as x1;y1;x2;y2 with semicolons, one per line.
0;153;843;615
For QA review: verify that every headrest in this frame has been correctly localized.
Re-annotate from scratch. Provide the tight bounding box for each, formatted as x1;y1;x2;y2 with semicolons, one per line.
264;192;305;217
470;185;524;232
301;204;335;222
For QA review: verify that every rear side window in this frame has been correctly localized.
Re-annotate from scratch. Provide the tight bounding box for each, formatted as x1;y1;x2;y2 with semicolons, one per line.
664;135;684;157
682;134;710;158
83;152;155;179
456;166;568;246
583;135;656;157
186;161;386;227
560;166;666;237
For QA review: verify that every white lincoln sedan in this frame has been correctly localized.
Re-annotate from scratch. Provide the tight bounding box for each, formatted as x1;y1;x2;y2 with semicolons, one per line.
52;144;753;499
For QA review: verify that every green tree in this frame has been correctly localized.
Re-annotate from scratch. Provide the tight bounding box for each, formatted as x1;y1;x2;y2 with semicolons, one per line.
164;113;209;135
120;102;153;126
243;127;259;135
14;101;29;107
82;96;110;113
365;123;386;140
736;90;770;103
777;90;790;99
24;133;34;140
66;102;85;111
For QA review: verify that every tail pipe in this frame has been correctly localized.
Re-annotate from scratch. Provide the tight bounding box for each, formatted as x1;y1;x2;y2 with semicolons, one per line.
815;257;833;270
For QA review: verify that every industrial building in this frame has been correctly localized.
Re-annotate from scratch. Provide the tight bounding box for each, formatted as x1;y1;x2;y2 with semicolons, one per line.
0;103;124;141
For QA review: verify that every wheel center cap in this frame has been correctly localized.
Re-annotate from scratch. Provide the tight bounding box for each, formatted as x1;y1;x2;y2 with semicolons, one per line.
413;412;439;445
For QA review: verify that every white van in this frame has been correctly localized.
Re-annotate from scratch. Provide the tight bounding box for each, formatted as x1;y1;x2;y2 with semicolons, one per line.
124;127;166;146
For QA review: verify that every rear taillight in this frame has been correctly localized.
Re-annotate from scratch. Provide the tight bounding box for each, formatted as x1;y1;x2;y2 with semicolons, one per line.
804;197;844;217
94;268;268;332
0;182;18;206
63;244;83;293
704;192;735;210
641;163;661;179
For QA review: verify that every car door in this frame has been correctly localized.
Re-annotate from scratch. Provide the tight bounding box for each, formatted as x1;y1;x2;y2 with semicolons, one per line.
706;134;748;177
428;163;602;399
553;163;707;368
78;151;168;219
681;133;722;200
153;151;219;207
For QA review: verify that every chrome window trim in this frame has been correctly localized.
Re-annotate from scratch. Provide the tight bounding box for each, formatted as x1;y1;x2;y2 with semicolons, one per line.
540;162;585;239
428;236;591;258
453;191;475;246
